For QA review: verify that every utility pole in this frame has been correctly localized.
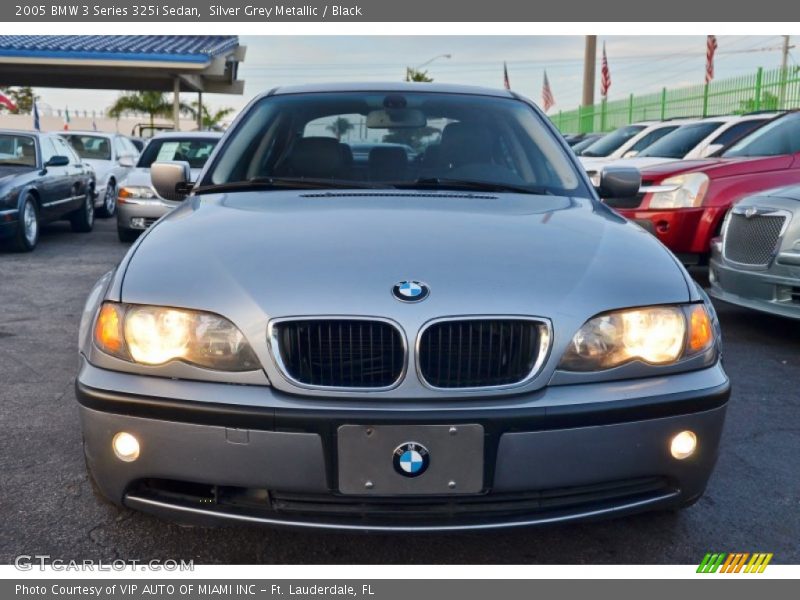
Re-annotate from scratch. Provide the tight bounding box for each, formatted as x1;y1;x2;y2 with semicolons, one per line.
582;35;597;108
779;35;790;109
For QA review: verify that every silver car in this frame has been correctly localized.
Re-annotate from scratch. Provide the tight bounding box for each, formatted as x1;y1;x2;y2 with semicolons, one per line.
116;132;222;242
61;132;139;218
709;186;800;319
76;83;729;531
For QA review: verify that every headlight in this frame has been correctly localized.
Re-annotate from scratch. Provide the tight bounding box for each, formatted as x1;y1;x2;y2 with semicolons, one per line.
94;302;260;371
558;304;714;372
117;186;158;203
648;173;709;209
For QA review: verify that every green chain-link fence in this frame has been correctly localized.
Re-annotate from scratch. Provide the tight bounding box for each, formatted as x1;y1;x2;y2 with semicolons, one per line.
552;66;800;133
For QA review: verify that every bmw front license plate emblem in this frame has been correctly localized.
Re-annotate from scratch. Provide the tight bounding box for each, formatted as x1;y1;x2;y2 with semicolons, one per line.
392;280;429;302
393;442;430;477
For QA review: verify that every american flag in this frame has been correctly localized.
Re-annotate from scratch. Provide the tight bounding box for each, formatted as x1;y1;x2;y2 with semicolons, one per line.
600;42;611;97
0;91;17;112
542;70;555;112
503;62;511;90
705;35;718;84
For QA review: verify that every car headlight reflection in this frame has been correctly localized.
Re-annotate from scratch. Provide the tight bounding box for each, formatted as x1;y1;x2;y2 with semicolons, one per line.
94;302;260;371
648;173;709;209
558;304;714;371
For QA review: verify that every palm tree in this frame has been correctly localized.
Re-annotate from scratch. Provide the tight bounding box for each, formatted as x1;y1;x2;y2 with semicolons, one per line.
406;68;434;83
107;91;190;128
326;117;354;141
189;101;235;130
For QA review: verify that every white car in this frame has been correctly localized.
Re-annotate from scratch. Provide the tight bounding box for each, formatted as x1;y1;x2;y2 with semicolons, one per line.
596;113;776;174
61;132;140;218
578;120;695;172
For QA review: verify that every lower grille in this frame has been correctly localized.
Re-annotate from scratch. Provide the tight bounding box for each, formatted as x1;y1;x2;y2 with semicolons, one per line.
723;212;786;266
418;318;547;389
271;318;404;389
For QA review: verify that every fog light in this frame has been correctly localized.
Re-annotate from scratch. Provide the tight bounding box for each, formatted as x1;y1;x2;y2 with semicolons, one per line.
112;432;140;462
670;430;697;460
130;217;146;229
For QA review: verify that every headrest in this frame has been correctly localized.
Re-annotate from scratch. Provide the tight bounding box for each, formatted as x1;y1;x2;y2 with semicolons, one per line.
286;137;345;178
439;122;493;166
368;146;408;168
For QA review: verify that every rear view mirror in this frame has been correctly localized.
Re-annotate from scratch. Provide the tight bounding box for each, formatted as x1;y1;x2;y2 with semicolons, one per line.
151;161;192;201
46;155;69;167
366;109;427;129
596;166;641;199
118;155;135;168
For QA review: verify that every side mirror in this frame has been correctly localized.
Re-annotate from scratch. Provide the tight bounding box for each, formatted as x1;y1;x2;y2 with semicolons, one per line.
622;150;639;158
45;155;70;167
151;161;192;201
596;166;641;199
701;143;723;158
118;155;135;168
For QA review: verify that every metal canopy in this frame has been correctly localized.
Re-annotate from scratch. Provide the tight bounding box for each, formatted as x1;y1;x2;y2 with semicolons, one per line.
0;35;246;94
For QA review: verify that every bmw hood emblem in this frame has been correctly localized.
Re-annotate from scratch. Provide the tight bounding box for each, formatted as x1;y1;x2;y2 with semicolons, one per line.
392;280;429;302
393;442;430;477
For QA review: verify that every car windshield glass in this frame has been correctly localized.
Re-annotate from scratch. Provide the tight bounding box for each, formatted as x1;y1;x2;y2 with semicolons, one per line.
62;135;111;160
723;113;800;157
571;136;601;154
138;138;219;169
204;91;585;196
0;134;36;166
638;122;723;158
578;125;646;157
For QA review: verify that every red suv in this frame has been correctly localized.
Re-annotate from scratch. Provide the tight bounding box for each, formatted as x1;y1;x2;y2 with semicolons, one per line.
605;112;800;264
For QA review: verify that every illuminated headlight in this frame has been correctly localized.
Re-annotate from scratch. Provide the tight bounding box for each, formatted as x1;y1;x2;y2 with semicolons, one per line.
558;304;714;371
94;302;260;371
648;173;709;209
117;186;158;203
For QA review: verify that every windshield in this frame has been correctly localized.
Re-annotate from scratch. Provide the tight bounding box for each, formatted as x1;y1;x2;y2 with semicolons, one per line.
638;122;723;158
723;113;800;157
62;135;111;160
138;137;219;169
578;125;646;157
571;135;601;154
0;134;36;167
204;91;584;195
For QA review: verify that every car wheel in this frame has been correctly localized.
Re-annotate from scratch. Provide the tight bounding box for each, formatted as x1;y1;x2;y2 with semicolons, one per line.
9;194;39;252
70;189;95;233
97;180;117;218
117;226;140;243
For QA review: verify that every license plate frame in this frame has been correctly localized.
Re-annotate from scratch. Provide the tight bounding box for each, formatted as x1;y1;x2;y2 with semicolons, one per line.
337;424;484;495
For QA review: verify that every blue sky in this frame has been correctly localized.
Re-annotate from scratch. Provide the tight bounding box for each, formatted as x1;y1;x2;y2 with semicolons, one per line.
33;35;792;117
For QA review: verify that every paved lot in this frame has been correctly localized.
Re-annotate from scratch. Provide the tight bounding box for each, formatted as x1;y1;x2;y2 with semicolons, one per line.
1;218;798;565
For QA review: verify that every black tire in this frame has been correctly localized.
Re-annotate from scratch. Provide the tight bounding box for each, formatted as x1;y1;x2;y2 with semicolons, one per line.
97;179;117;218
69;189;95;233
117;226;140;243
9;193;39;252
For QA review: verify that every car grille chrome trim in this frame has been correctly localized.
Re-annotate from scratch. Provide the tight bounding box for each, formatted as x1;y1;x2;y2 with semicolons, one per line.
722;208;790;268
268;316;407;391
415;316;552;391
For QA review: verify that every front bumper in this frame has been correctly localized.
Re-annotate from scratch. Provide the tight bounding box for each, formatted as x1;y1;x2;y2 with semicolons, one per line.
618;206;725;256
117;199;176;231
77;360;729;531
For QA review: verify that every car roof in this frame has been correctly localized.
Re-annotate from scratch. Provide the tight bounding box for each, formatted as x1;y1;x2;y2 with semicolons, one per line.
0;128;44;137
149;131;224;140
62;130;116;137
266;81;515;98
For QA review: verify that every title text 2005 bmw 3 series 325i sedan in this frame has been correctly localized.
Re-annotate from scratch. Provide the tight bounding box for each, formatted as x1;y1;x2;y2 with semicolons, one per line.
76;83;730;531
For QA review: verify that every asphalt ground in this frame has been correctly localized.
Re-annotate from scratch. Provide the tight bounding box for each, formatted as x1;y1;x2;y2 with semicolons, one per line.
1;217;798;564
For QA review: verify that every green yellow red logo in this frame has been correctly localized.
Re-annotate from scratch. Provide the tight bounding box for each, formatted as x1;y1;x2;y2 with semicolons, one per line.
697;553;773;573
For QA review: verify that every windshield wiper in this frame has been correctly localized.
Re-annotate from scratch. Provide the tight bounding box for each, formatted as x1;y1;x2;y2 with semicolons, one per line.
194;176;391;195
392;177;555;195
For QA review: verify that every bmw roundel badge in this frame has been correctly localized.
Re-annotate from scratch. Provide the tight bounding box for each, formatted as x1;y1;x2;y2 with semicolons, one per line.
393;442;430;478
392;280;429;302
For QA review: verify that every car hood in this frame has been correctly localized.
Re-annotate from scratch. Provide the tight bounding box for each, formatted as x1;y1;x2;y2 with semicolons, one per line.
121;191;691;321
82;158;114;178
600;156;679;171
639;155;795;182
0;165;34;185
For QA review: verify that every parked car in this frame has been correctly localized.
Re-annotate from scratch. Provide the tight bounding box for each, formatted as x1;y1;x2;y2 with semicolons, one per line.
77;83;728;531
0;129;95;251
61;131;139;218
115;131;222;242
607;111;800;265
708;186;800;319
578;119;694;168
596;114;774;173
570;133;605;154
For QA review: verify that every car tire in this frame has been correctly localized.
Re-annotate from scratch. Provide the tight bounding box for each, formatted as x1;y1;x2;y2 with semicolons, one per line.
97;180;117;218
117;226;140;243
69;189;95;233
8;193;40;252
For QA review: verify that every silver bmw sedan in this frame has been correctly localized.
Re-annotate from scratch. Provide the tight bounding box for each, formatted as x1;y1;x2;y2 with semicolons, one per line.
76;83;729;531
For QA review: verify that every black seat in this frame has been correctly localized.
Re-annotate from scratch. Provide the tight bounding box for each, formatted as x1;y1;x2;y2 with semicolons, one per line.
439;122;493;169
284;137;345;179
368;146;408;181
